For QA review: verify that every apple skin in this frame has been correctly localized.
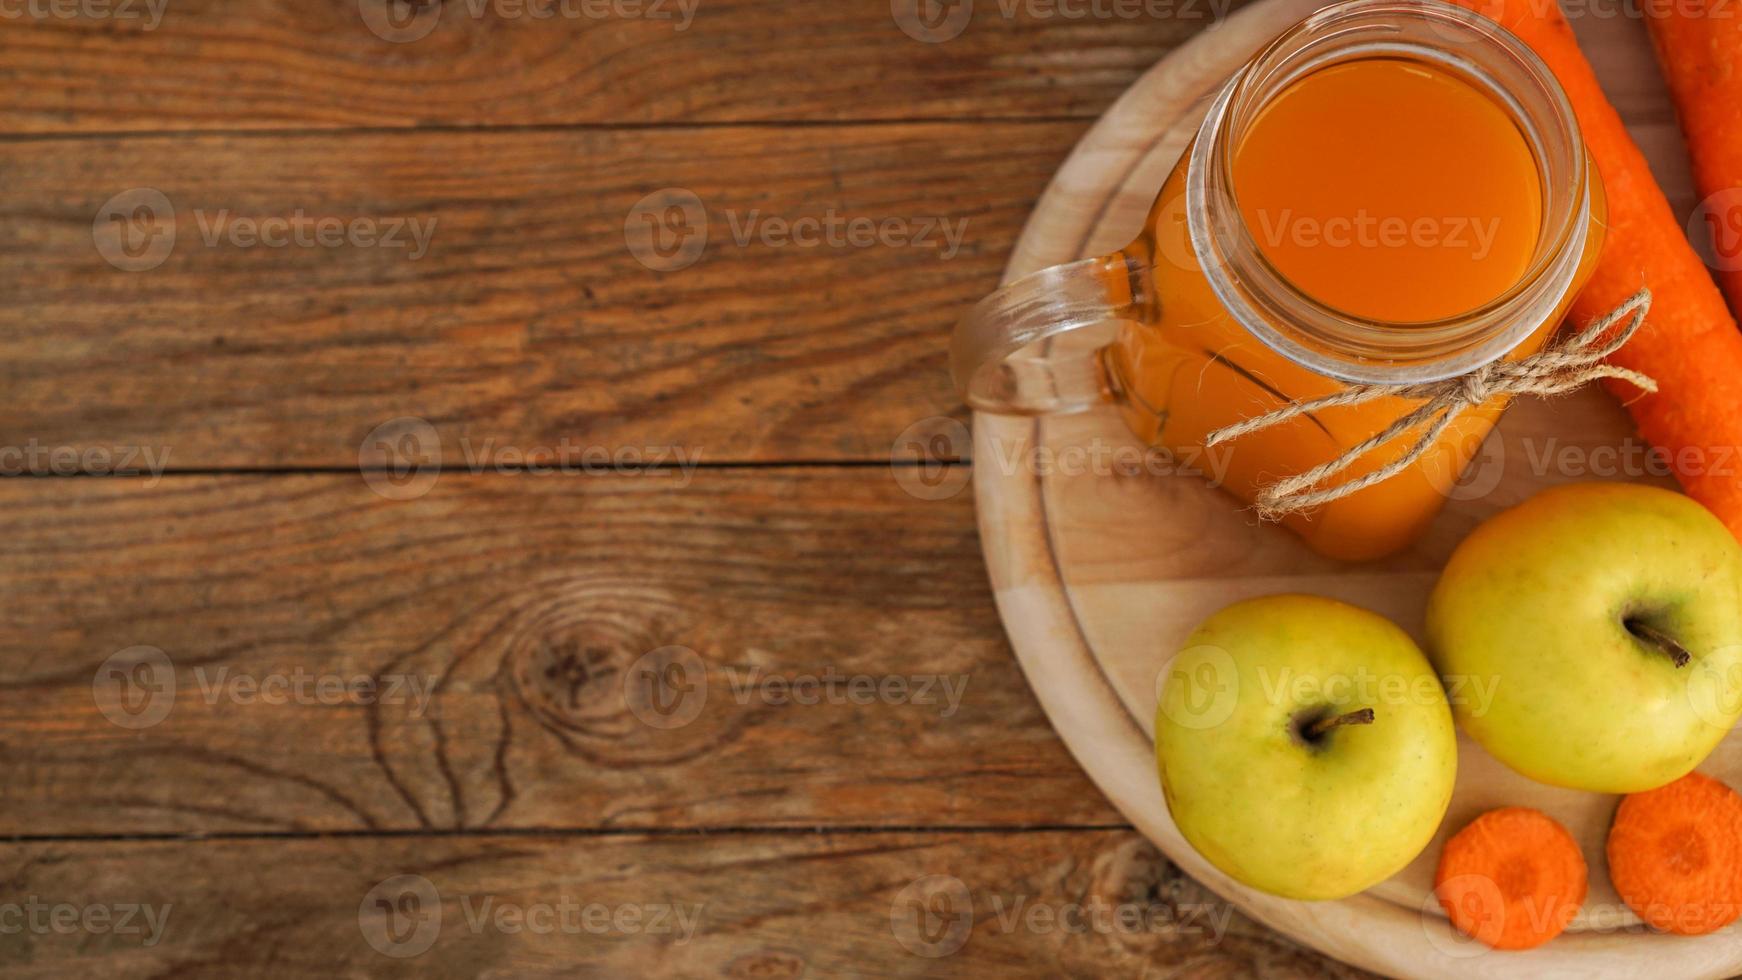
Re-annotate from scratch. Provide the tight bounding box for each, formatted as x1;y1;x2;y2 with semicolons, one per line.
1155;594;1457;901
1426;482;1742;794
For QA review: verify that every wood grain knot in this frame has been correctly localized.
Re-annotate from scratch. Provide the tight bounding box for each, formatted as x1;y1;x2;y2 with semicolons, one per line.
1082;835;1232;954
497;583;740;764
506;597;681;739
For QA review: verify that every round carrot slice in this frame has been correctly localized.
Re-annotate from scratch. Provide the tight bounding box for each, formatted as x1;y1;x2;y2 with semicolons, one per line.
1434;807;1588;950
1608;772;1742;935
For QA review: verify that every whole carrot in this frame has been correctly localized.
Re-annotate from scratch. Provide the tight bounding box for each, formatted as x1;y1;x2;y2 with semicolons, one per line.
1451;0;1742;538
1645;0;1742;319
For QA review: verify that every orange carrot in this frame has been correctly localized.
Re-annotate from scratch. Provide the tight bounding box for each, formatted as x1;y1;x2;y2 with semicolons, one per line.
1608;771;1742;935
1645;0;1742;320
1451;0;1742;540
1434;807;1588;950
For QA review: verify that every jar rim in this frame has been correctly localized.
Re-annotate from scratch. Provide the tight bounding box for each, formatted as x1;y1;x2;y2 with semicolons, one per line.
1186;0;1592;385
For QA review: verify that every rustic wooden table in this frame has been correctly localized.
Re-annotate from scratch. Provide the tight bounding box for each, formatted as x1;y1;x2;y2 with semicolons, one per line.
20;1;1683;976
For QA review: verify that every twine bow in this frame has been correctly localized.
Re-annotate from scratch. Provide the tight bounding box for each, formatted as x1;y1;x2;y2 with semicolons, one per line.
1205;289;1658;520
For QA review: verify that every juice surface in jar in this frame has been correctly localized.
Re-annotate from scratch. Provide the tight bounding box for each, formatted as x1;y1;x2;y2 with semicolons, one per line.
1232;58;1542;323
1109;54;1605;560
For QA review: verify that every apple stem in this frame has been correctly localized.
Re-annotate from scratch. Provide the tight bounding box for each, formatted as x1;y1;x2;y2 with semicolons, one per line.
1305;708;1375;740
1626;619;1692;668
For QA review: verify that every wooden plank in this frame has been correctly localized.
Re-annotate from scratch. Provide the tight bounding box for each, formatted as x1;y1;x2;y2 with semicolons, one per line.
0;0;1690;136
0;468;1121;834
0;0;1229;133
0;123;1069;467
0;830;1363;978
0;123;1698;473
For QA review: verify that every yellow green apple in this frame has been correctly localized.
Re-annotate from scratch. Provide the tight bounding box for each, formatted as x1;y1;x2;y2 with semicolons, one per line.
1155;594;1458;900
1426;482;1742;793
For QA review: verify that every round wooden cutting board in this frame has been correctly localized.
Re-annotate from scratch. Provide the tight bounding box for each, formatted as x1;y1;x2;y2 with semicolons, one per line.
973;2;1742;977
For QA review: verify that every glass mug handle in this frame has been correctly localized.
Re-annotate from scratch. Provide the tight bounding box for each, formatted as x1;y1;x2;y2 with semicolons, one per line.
950;250;1146;415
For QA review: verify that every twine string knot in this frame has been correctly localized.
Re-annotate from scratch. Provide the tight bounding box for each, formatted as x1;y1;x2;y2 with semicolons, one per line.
1203;289;1658;520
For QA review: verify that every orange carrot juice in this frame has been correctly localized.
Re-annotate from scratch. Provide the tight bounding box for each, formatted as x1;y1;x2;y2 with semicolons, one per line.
1107;55;1604;560
1232;58;1542;323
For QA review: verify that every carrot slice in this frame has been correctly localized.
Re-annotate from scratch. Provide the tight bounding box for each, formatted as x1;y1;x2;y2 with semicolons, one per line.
1608;772;1742;935
1434;807;1588;950
1450;0;1742;540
